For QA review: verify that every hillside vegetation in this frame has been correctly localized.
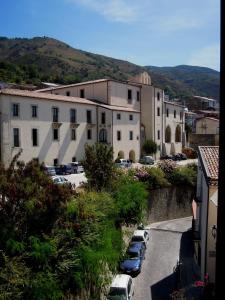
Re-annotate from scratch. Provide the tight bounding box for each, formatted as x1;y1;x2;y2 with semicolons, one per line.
0;36;220;99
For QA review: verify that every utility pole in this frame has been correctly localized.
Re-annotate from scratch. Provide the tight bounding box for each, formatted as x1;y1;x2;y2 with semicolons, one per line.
215;1;224;298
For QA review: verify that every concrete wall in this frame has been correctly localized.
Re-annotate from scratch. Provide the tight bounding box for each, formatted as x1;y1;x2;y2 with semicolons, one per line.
42;81;109;104
196;118;219;134
108;81;141;111
112;111;140;161
147;186;195;223
163;102;185;155
0;94;97;166
206;187;217;283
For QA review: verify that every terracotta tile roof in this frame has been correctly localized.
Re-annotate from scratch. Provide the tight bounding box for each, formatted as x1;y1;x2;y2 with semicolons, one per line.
0;88;98;106
199;146;219;184
0;88;140;113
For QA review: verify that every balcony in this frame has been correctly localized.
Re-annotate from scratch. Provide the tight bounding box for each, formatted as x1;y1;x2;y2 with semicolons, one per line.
52;121;62;129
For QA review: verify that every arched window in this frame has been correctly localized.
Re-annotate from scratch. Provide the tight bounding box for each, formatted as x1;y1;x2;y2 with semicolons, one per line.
175;125;181;142
99;129;107;143
118;151;124;159
129;150;135;162
165;126;171;143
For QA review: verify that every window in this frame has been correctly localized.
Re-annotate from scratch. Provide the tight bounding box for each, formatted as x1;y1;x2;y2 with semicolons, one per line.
72;156;76;162
129;114;133;121
70;109;77;123
157;92;160;101
53;128;59;141
80;89;85;98
165;126;171;143
128;89;132;102
101;112;106;124
12;103;19;117
175;125;181;142
53;158;58;166
32;128;38;146
117;131;121;141
52;107;59;122
71;128;76;140
87;110;92;124
157;130;160;140
87;129;92;140
174;110;177;118
137;91;140;101
66;91;70;96
180;111;183;120
166;108;169;117
157;107;160;116
99;128;107;142
13;128;20;147
31;105;38;118
129;131;133;140
117;113;121;120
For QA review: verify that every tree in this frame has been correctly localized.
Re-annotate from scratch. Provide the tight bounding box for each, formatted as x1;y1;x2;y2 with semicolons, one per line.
82;143;114;191
142;139;157;155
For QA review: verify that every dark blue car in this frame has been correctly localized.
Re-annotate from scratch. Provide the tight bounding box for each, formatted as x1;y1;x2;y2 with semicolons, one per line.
120;243;145;276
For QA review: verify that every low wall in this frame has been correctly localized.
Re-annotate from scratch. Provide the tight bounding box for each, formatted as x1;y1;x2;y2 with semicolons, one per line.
147;186;195;223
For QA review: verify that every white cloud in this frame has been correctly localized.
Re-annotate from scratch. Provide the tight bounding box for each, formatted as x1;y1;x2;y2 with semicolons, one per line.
188;45;220;70
67;0;143;23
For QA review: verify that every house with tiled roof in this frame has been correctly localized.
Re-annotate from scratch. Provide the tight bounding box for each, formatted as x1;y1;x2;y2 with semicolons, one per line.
192;146;219;286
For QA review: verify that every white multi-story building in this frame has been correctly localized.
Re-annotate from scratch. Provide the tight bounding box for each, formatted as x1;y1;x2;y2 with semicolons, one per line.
0;72;186;166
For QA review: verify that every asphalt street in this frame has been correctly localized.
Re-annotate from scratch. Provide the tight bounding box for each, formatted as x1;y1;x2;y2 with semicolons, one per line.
133;217;193;300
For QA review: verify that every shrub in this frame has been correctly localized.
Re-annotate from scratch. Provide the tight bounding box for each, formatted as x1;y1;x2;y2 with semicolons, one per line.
182;147;197;159
82;143;114;191
142;139;157;155
145;167;170;190
170;165;197;187
157;160;177;180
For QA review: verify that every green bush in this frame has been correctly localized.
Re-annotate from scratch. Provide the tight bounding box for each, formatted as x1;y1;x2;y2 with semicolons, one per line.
142;139;157;155
146;167;170;189
169;165;197;187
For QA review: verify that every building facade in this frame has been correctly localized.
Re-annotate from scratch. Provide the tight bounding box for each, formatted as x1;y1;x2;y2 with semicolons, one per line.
193;146;218;284
0;88;140;166
0;73;186;166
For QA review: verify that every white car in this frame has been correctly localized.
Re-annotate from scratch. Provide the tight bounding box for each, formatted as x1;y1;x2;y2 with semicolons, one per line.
115;159;132;168
107;274;134;300
52;176;72;188
130;229;149;248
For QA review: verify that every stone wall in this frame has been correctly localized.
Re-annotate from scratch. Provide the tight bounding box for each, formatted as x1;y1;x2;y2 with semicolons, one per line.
147;186;195;223
188;133;219;150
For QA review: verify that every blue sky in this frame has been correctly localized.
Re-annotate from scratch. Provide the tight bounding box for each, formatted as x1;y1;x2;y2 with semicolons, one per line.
0;0;220;70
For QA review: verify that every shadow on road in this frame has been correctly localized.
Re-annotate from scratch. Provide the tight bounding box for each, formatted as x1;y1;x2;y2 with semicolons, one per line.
151;229;203;300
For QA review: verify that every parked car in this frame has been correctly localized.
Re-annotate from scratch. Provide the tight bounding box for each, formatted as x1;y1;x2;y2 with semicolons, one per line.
55;165;73;175
52;176;72;188
180;153;187;160
139;156;154;165
107;274;134;300
160;154;173;160
115;159;132;168
68;162;84;174
120;242;145;276
130;230;149;248
44;165;56;176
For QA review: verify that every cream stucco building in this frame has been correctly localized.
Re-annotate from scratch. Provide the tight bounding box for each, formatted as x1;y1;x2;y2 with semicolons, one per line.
0;72;186;166
193;146;218;284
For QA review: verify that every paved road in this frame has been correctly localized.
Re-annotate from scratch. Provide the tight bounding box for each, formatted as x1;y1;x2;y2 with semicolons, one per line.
133;217;192;300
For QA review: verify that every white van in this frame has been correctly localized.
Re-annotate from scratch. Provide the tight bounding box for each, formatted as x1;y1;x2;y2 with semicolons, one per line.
107;274;134;300
130;230;149;248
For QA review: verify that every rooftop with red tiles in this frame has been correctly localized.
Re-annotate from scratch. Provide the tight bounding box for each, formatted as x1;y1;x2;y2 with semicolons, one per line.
199;146;219;184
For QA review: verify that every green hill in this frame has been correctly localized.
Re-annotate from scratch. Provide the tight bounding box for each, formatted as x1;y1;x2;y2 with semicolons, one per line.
0;36;220;100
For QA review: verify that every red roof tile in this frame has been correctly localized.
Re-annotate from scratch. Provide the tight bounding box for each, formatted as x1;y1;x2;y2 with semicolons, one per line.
199;146;219;184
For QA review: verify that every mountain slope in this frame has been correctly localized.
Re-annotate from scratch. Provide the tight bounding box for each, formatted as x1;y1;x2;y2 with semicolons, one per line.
0;36;220;100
